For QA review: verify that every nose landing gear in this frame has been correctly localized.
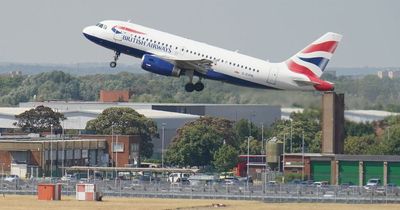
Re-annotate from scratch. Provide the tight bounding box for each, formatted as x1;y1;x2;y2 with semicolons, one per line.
110;51;120;68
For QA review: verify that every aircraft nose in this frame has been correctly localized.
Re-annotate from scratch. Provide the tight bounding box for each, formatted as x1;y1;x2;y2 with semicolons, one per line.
82;26;96;38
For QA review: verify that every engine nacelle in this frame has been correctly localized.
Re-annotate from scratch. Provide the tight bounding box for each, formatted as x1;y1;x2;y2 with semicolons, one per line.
141;54;181;77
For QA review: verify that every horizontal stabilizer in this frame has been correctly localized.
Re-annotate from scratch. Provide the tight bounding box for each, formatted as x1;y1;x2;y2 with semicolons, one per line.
293;79;320;86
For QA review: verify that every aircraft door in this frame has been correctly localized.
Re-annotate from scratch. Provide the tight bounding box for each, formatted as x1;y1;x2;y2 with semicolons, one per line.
266;67;278;85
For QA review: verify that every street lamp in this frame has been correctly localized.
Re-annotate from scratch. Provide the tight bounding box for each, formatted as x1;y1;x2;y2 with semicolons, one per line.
290;119;293;153
301;130;305;181
62;120;65;177
161;123;166;169
111;124;114;168
261;123;264;154
50;124;53;180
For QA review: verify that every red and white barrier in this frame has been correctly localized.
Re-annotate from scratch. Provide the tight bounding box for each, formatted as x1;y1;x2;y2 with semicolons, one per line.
76;183;96;201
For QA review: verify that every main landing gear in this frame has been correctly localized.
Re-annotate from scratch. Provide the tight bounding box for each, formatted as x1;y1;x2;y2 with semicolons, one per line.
185;77;205;92
110;51;120;68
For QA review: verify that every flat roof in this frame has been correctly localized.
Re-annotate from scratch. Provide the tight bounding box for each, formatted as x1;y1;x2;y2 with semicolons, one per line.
64;166;199;173
283;153;400;162
0;107;199;119
20;101;276;107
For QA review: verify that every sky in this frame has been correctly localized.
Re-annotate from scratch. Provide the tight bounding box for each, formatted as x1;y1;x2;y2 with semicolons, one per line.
0;0;399;67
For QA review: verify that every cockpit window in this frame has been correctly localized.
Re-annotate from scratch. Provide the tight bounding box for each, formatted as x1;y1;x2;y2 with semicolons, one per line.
95;23;107;30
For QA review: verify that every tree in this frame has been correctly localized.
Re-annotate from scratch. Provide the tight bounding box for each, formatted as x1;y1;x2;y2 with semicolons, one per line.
85;107;157;158
171;116;238;148
344;135;377;155
213;144;239;172
13;105;66;133
166;123;225;167
166;116;237;167
270;109;321;153
344;120;375;138
381;125;400;155
239;137;262;155
234;119;262;142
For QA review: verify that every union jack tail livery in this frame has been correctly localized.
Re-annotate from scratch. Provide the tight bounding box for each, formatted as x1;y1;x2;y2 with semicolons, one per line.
285;32;342;91
287;32;342;78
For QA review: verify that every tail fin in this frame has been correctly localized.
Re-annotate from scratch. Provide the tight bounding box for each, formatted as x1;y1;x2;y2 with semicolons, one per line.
286;32;342;78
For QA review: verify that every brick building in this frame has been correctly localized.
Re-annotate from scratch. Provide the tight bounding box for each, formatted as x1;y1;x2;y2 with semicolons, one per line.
80;135;141;167
99;90;133;102
0;134;141;178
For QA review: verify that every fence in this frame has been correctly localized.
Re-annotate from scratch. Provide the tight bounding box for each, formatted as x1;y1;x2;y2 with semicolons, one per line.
1;178;400;203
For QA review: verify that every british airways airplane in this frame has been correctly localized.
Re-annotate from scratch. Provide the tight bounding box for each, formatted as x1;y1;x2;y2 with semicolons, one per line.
83;20;342;92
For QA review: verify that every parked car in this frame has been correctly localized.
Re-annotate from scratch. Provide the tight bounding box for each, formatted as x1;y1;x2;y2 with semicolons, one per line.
61;174;76;182
364;178;381;190
223;177;240;185
313;181;328;188
4;175;19;182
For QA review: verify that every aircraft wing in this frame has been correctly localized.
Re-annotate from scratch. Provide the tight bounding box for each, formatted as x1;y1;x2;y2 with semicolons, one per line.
152;54;214;74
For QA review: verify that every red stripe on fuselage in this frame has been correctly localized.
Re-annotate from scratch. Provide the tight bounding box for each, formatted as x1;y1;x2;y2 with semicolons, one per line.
302;41;338;53
115;26;145;35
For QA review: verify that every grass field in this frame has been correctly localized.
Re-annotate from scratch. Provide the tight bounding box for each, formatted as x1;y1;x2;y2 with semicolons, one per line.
1;195;400;210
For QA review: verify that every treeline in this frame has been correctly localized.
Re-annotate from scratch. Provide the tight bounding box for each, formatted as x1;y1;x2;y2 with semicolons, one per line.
166;110;400;170
1;71;400;112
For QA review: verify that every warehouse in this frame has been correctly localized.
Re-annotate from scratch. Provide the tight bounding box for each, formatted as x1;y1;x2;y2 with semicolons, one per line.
283;153;400;186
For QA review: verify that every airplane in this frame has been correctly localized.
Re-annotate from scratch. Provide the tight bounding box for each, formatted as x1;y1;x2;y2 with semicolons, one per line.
83;20;342;92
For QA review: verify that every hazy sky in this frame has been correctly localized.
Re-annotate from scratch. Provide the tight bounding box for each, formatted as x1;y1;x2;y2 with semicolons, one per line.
0;0;399;67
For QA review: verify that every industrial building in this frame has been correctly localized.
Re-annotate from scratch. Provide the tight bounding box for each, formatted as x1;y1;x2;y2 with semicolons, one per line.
283;153;400;186
278;92;400;186
0;134;141;178
16;101;281;158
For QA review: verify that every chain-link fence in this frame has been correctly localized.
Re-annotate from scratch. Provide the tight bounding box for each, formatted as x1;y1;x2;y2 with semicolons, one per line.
1;178;400;203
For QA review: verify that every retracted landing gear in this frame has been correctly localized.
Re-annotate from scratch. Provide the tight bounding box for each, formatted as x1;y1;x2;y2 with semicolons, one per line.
110;51;120;68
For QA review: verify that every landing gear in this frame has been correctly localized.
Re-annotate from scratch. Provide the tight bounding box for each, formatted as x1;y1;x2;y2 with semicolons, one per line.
194;82;204;91
185;77;204;92
184;71;205;92
110;51;120;68
185;83;195;92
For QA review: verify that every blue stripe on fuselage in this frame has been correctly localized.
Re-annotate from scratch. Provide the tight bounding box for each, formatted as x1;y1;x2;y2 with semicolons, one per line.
83;33;279;90
83;33;147;58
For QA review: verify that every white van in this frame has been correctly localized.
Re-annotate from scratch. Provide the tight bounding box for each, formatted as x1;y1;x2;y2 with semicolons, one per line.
168;173;190;183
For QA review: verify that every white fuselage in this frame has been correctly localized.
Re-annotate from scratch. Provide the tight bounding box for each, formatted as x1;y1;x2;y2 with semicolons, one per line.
83;20;336;91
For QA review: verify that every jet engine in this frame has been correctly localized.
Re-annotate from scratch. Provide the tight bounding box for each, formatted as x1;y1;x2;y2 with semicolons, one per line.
141;54;181;77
